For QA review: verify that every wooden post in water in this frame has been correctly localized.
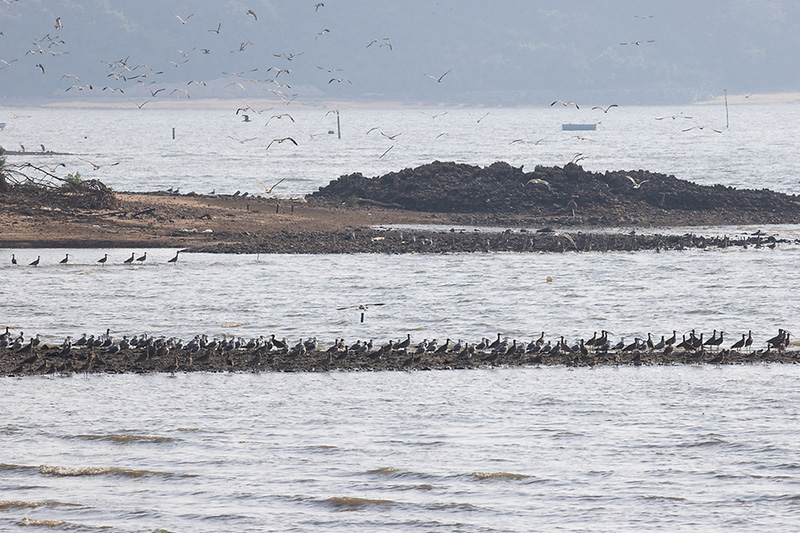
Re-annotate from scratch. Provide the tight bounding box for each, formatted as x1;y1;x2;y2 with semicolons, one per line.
172;127;176;140
336;110;341;139
724;89;729;129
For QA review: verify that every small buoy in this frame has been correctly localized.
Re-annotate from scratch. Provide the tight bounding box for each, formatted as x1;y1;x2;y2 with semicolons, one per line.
546;276;553;282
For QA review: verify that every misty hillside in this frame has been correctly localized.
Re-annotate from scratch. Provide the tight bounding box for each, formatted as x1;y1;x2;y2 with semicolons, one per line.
0;0;798;105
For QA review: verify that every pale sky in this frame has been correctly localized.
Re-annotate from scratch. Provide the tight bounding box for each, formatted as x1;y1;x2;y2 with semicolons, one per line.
0;0;797;105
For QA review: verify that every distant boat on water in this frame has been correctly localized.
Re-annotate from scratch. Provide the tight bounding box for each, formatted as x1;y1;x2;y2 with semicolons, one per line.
562;123;596;131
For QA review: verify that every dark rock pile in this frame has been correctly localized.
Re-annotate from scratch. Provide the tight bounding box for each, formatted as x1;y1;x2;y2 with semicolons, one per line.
309;161;800;224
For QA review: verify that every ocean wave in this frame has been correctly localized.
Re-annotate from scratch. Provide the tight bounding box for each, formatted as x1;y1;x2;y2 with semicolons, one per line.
0;463;39;473
366;467;437;480
468;471;532;481
69;434;179;444
323;496;398;510
38;465;196;479
18;518;67;527
0;500;81;510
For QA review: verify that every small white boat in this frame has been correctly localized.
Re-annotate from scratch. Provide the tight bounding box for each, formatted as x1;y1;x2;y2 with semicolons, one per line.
562;123;596;131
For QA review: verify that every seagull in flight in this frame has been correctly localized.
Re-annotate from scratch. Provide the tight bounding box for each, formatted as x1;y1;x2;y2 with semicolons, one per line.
551;100;579;109
266;113;294;125
379;145;394;159
246;9;257;20
266;137;298;150
267;66;291;77
620;40;655;45
682;125;722;134
425;69;452;83
329;77;351;84
592;105;618;113
174;13;194;24
227;135;257;144
366;38;390;48
655;114;692;120
208;23;221;34
315;3;324;12
511;137;546;145
254;177;285;193
79;157;120;170
274;52;304;61
55;17;63;30
625;175;649;189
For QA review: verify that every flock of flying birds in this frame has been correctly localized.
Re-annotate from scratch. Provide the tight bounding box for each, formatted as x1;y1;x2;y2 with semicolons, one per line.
0;6;728;175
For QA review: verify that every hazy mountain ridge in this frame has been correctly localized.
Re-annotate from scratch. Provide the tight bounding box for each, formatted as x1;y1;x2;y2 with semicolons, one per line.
0;0;797;105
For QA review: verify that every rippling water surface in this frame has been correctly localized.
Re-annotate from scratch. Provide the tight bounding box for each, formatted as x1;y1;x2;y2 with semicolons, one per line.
3;367;800;532
2;104;799;196
1;246;799;346
2;104;800;530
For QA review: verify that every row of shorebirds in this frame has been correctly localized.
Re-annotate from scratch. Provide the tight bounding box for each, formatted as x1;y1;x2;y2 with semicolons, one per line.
1;328;792;360
9;251;180;266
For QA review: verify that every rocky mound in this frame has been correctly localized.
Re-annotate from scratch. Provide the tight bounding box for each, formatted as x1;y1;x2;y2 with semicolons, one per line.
309;161;800;220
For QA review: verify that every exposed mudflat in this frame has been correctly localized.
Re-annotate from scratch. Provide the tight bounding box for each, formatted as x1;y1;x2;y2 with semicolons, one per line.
2;161;800;254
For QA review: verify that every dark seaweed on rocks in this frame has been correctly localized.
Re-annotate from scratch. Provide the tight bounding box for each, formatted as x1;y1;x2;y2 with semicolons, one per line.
309;161;800;216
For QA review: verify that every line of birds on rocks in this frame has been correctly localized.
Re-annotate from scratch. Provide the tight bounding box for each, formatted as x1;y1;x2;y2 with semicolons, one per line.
9;251;180;266
1;327;793;370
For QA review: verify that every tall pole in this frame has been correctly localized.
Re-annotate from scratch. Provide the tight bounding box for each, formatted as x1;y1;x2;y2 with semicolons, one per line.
724;89;729;129
336;110;341;139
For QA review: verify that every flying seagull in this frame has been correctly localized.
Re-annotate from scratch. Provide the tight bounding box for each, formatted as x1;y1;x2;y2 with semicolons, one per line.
174;13;194;24
246;9;257;20
266;137;298;150
254;177;285;193
625;175;649;189
425;69;452;83
379;145;394;159
682;125;722;134
592;105;618;113
265;113;294;125
551;100;579;109
79;157;120;170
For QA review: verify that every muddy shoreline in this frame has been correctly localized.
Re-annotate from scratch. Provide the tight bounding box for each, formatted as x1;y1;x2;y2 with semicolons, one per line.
3;342;799;378
2;161;800;253
0;191;797;254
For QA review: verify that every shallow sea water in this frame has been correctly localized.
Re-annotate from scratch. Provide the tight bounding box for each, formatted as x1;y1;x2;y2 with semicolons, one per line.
2;366;800;532
2;104;800;530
